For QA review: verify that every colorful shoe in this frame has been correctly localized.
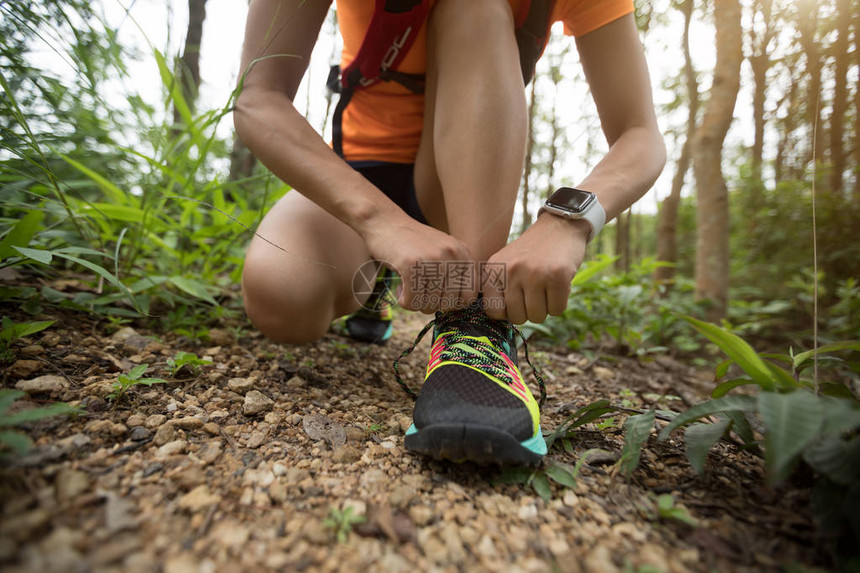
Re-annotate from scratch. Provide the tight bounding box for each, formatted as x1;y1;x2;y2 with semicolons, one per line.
394;304;547;466
332;268;395;345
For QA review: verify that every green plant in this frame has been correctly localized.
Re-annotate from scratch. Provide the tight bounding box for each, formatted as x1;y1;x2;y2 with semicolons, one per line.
0;316;55;364
108;364;168;402
166;351;211;377
539;256;707;356
323;506;366;543
624;317;860;483
619;317;860;562
653;493;698;527
330;339;357;357
545;399;619;451
103;315;131;333
1;4;288;323
365;423;387;435
493;448;611;502
0;389;77;455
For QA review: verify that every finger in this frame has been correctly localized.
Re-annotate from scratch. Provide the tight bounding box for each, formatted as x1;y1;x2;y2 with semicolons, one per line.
524;284;548;324
440;261;465;313
482;276;506;320
546;275;572;316
504;286;528;325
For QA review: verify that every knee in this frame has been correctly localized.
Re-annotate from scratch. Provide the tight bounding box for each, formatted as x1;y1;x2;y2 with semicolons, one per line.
241;258;333;345
430;0;514;35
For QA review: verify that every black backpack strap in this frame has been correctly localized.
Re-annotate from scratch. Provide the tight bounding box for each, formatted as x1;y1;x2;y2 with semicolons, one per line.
516;0;556;85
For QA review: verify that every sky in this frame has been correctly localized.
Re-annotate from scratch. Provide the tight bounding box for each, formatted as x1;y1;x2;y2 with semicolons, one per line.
93;0;733;216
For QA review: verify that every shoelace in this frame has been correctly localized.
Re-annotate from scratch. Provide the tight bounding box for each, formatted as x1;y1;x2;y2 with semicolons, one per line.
392;305;547;408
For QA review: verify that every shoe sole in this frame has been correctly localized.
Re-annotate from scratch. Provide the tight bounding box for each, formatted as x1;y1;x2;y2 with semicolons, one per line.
405;423;544;466
346;321;392;345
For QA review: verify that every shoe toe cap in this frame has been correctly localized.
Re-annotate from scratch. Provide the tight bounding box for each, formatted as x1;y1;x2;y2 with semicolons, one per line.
413;365;535;442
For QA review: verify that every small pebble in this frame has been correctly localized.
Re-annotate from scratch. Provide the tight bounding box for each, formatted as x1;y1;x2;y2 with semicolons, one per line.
129;426;152;441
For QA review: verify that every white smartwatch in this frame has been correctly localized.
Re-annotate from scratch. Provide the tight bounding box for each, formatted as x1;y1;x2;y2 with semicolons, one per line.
538;187;606;243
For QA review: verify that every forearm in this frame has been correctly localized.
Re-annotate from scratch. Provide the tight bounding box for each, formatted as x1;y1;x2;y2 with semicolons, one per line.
576;125;666;221
233;89;407;236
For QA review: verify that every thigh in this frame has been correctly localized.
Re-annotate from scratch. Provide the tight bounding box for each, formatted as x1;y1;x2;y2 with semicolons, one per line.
242;190;373;333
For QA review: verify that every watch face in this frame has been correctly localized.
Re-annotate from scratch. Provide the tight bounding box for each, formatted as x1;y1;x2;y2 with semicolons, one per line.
547;187;594;213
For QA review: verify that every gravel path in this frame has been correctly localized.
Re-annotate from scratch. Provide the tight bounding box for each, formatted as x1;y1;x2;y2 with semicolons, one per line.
0;307;827;572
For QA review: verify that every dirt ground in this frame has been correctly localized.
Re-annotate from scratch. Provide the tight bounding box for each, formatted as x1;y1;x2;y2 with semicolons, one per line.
0;295;832;572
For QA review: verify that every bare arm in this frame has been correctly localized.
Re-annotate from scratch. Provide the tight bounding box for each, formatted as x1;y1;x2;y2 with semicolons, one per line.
233;0;406;236
573;12;667;220
485;13;665;324
234;0;477;311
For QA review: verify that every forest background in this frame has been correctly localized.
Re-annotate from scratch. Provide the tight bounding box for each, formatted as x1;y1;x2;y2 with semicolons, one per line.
1;0;859;356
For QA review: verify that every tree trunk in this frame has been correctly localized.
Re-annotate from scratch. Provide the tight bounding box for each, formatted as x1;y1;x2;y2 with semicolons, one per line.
173;0;207;126
853;0;860;199
749;0;773;179
655;0;698;286
829;0;850;194
692;0;742;321
520;80;538;235
797;1;824;168
228;136;257;195
774;71;799;184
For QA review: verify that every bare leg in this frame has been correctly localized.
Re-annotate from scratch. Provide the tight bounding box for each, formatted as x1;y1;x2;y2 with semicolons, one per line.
242;191;372;344
414;0;528;263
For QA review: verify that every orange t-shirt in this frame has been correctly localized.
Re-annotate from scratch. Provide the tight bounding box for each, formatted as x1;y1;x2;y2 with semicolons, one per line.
335;0;634;163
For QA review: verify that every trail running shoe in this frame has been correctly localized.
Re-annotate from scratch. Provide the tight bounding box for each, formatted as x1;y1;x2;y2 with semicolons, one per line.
394;303;547;466
332;268;395;344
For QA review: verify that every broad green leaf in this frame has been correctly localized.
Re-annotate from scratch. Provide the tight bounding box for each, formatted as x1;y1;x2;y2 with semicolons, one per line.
128;364;148;379
711;377;756;398
169;277;217;305
619;410;655;477
684;416;731;474
127;276;169;293
725;410;756;446
79;203;156;226
682;316;777;391
0;210;43;261
137;378;167;386
818;382;856;400
818;396;860;436
545;399;615;449
763;361;801;389
759;353;794;366
60;155;127;203
54;246;112;259
13;246;52;264
803;435;860;486
0;402;76;427
6;320;55;341
0;430;32;454
714;358;733;381
658;395;758;441
544;460;578;489
571;255;618;286
617;284;643;305
531;472;552;502
794;341;860;369
758;391;825;485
